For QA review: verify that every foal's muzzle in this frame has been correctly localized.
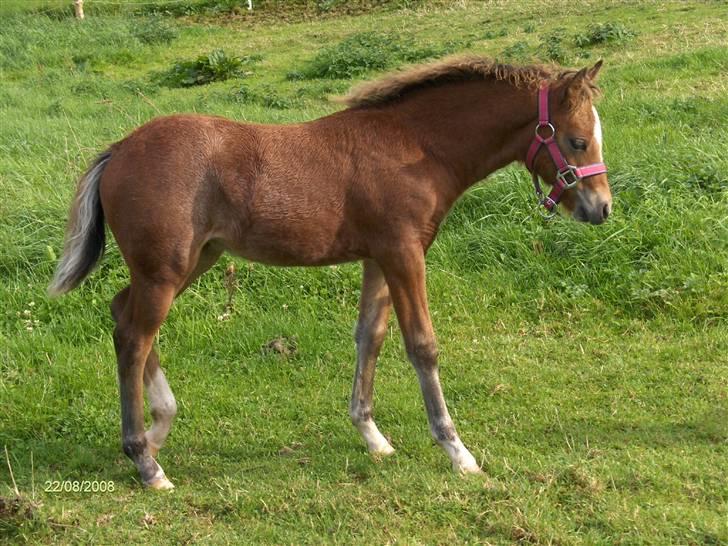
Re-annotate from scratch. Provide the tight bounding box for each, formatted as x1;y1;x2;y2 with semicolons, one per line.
573;198;611;225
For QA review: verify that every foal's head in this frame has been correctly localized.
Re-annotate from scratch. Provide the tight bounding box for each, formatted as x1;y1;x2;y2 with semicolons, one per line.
532;61;612;224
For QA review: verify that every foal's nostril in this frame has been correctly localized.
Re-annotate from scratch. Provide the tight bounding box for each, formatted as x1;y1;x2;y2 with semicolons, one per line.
602;202;611;221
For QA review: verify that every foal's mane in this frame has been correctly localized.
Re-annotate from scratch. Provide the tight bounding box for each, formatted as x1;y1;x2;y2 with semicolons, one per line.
340;55;596;109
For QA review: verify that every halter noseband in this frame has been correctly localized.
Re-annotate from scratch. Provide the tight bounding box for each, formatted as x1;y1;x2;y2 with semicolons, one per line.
526;85;607;217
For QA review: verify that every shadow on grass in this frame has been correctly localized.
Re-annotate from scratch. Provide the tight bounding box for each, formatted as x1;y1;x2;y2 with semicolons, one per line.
535;409;728;449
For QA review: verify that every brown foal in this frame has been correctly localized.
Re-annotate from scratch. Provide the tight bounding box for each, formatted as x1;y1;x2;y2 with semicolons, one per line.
49;57;611;489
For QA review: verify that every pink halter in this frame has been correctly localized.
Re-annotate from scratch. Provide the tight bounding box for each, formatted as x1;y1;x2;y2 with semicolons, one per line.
526;85;607;216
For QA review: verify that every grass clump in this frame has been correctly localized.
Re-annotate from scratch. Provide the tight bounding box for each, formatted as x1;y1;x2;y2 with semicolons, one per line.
482;27;508;40
294;31;466;79
539;28;568;62
231;85;298;110
130;16;179;45
575;22;637;47
501;41;531;62
158;49;260;87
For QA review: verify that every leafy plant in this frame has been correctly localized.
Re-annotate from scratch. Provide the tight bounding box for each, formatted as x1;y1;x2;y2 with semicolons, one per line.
231;85;298;110
483;27;508;40
260;86;295;109
298;32;394;79
574;22;636;47
158;49;259;87
539;28;568;62
231;85;257;103
501;41;531;62
285;70;306;81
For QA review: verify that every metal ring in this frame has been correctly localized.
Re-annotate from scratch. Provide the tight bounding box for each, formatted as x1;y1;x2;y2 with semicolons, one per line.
535;196;557;219
538;205;557;220
534;122;555;140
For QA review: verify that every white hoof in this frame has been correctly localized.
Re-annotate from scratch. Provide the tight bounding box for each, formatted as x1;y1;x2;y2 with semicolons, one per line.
443;441;481;474
370;443;396;458
454;458;482;475
145;476;175;490
356;419;395;457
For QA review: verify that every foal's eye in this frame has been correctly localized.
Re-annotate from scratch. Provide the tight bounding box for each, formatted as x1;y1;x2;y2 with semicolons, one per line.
570;138;587;151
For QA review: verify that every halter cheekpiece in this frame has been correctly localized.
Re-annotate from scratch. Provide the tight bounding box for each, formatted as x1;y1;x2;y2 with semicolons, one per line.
526;85;607;217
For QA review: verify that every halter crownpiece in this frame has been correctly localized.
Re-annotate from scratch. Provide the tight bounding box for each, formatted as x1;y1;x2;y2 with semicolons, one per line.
526;85;607;217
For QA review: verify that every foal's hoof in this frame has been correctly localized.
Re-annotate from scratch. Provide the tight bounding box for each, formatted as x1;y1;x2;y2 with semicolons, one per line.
453;455;482;475
370;443;396;458
145;476;175;490
456;463;483;475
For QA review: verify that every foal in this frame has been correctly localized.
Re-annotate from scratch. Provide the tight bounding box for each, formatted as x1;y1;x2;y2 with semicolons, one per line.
50;57;611;489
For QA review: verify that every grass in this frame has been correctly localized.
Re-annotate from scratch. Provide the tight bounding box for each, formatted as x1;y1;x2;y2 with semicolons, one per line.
290;31;467;79
1;0;727;543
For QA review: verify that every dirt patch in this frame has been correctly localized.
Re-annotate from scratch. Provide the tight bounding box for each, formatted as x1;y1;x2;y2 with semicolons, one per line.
0;496;38;522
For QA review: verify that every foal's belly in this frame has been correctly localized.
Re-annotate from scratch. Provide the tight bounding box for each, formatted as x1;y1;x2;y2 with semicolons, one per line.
222;214;365;267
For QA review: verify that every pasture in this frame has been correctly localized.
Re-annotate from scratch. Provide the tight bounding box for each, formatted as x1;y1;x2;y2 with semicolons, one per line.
1;0;726;543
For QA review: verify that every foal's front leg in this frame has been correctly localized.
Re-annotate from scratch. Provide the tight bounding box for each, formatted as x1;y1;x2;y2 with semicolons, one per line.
380;248;481;474
350;260;395;456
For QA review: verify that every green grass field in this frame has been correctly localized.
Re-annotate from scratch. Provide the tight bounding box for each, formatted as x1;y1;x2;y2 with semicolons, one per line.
1;1;726;543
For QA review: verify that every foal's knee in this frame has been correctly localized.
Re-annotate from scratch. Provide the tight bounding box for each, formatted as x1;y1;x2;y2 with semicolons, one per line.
113;324;148;373
354;318;388;347
406;338;438;369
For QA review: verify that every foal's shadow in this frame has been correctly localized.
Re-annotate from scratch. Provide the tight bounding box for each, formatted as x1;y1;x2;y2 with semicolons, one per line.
8;407;723;492
533;407;727;451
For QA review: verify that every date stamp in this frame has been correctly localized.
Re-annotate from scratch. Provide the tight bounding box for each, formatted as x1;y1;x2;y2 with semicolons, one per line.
44;480;115;493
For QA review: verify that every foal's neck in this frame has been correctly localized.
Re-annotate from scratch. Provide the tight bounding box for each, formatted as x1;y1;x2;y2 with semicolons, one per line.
391;79;536;193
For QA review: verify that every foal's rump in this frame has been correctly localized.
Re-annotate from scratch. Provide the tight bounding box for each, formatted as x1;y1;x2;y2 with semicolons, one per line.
97;115;244;282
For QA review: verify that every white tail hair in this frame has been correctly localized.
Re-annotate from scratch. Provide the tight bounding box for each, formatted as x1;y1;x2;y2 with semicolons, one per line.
48;151;111;297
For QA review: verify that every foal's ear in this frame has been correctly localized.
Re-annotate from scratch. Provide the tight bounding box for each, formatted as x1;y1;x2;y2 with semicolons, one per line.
561;61;602;108
586;59;603;81
569;67;589;88
561;67;589;106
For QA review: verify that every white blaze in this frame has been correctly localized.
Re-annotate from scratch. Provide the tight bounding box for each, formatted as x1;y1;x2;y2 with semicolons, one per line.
592;106;603;160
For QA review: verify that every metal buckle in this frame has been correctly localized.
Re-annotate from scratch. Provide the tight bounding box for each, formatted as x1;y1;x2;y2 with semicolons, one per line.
534;122;556;141
556;166;580;188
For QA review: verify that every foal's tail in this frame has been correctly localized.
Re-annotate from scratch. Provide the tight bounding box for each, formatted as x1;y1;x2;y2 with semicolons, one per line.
48;150;112;297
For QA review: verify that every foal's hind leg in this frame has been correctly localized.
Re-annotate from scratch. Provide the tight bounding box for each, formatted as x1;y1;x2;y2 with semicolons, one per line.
111;243;222;485
112;288;176;460
350;260;395;456
113;280;178;489
379;248;481;474
143;354;176;459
